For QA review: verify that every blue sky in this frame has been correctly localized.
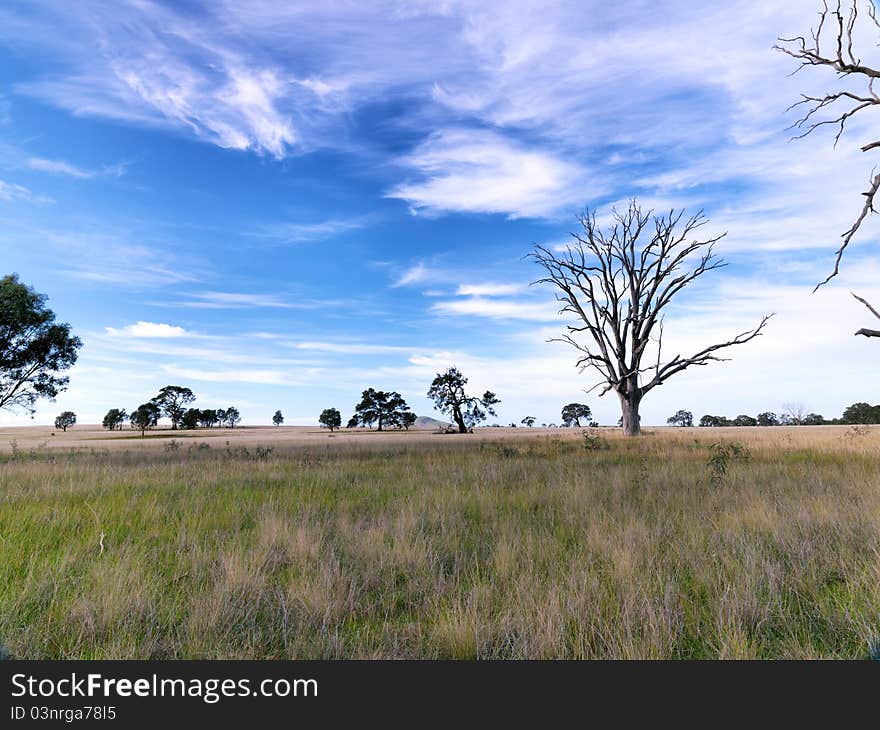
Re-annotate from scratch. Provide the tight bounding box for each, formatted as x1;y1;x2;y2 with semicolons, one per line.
1;0;879;427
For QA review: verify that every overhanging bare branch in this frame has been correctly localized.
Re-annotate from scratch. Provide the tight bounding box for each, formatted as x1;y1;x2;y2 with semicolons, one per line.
776;0;880;288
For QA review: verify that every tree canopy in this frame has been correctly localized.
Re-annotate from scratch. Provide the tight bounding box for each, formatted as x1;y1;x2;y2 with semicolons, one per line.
561;403;591;427
667;410;693;427
319;407;342;431
0;274;82;414
350;388;411;431
150;385;195;430
427;367;499;434
102;408;128;431
130;402;160;436
54;411;76;431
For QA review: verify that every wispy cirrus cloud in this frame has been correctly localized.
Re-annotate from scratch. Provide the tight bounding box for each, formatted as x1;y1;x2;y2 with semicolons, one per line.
249;214;374;244
153;291;321;309
26;156;127;179
0;179;38;202
2;0;859;228
392;262;432;288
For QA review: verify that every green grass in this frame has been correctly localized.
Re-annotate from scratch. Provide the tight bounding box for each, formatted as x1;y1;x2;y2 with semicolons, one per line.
2;434;880;658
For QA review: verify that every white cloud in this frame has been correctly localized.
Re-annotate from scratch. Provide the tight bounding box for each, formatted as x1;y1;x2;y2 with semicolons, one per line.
158;291;300;309
250;215;373;243
27;157;95;179
431;296;558;321
292;341;415;355
457;282;523;297
393;262;431;287
387;129;592;218
26;156;126;179
105;321;188;338
160;365;293;385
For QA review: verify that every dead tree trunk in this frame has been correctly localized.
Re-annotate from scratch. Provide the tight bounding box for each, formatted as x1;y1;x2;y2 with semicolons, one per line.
619;392;642;437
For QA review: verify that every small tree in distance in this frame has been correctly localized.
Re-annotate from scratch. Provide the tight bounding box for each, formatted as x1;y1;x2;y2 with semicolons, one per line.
667;410;693;428
350;389;411;431
102;408;127;431
427;367;499;434
521;416;536;427
561;403;591;427
181;408;201;430
756;412;778;427
54;411;76;431
733;414;757;427
272;410;284;426
151;385;195;430
319;408;342;432
130;402;160;436
401;412;417;430
223;407;241;428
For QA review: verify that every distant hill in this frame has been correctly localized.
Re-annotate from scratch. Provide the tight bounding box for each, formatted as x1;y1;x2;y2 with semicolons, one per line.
414;415;451;429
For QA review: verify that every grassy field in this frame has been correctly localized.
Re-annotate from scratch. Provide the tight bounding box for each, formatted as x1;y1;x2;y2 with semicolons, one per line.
2;424;880;659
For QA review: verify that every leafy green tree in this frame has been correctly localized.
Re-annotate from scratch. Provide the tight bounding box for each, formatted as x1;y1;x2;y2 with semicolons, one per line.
54;411;76;431
181;408;201;430
699;414;730;427
350;388;411;431
319;408;342;432
346;415;359;429
401;412;417;430
427;367;499;434
802;413;825;426
222;406;241;428
0;274;82;413
842;402;880;424
756;412;778;427
198;409;218;428
521;416;536;427
272;410;284;426
732;414;757;427
130;402;160;436
561;403;591;427
667;410;693;427
102;408;128;431
151;385;195;430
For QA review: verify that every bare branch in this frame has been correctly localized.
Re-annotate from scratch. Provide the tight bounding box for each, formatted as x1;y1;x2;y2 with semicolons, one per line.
851;290;880;335
777;1;880;287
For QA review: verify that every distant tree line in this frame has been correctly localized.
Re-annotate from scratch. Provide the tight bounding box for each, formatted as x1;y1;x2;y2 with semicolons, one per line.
665;403;880;428
98;385;243;436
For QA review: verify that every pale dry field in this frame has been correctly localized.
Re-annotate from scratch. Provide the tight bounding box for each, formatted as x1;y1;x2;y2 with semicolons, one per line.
0;422;875;453
3;422;880;659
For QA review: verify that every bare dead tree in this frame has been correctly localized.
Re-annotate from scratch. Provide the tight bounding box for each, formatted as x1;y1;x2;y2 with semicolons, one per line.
776;1;880;310
782;402;808;425
531;202;772;436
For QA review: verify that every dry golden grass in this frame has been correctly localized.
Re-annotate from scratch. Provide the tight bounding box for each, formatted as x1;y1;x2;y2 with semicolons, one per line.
2;423;880;658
